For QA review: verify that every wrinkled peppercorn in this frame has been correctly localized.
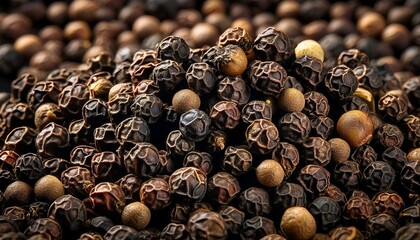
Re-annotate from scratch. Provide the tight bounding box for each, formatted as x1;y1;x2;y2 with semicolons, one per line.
179;109;211;142
157;36;190;63
246;119;279;155
48;194;87;233
297;164;331;196
169;167;207;201
291;55;324;90
140;178;171;211
249;61;288;97
363;161;396;193
211;101;241;130
309;196;341;232
253;27;291;63
238;187;271;217
278;112;311;144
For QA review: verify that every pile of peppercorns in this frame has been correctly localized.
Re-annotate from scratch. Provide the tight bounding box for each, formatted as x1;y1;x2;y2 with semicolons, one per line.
0;1;419;240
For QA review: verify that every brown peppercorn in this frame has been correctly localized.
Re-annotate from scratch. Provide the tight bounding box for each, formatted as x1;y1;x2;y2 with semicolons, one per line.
382;24;411;50
4;180;33;206
34;103;63;130
0;13;32;39
34;175;64;203
280;206;316;240
172;89;201;115
121;202;151;231
13;34;43;57
277;88;305;113
256;159;285;187
246;119;279;155
214;44;247;77
357;11;386;37
337;110;374;148
190;22;219;47
64;21;91;41
328;138;351;164
133;15;160;40
378;93;408;123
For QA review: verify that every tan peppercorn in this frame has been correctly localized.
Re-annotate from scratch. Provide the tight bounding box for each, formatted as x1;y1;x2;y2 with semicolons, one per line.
256;159;285;187
280;206;317;240
13;34;43;57
172;89;201;115
64;21;91;40
218;45;248;77
190;22;219;47
277;88;305;113
34;175;65;203
328;138;351;164
357;11;386;37
121;202;151;231
294;39;325;62
4;181;34;206
337;110;374;148
407;148;420;161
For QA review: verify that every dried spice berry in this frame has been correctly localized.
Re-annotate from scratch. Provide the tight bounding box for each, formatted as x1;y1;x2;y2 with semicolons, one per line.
350;144;378;170
27;81;60;111
10;73;36;103
183;151;212;175
238;187;271;217
329;226;364;240
124;142;161;178
382;147;407;174
334;160;362;191
48;194;87;233
0;170;17;191
179;109;211;142
337;49;369;69
363;161;396;192
219;206;244;235
297;164;330;196
217;76;250;106
337;110;374;148
133;80;159;97
291;55;324;90
68;119;94;146
91;151;124;182
214;44;248;76
400;160;420;194
34;175;64;203
34;103;63;130
399;206;420;225
172;89;201;115
152;60;185;92
108;93;134;124
311;116;335;139
240;216;276;240
301;137;332;167
322;185;347;207
93;123;119;152
140;178;171;211
104;225;139;240
36;122;70;159
121;202;151;231
4;180;34;207
188;210;227;240
26;202;50;223
246;119;279;155
115;116;150;148
277;88;305;113
207;172;240;205
372;191;405;216
241;100;272;125
295;39;325;62
218;27;253;59
160;223;189;240
116;174;142;203
3;206;26;230
271;142;300;178
401;115;420;148
377;93;408;123
186;62;217;96
13;153;44;184
4;126;37;154
353;64;383;96
373;123;404;150
222;146;252;176
210;101;241;130
58;83;89;118
61;166;95;198
260;234;287;240
82;98;109;128
366;213;400;240
256;159;285;187
254;27;291;63
130;94;164;124
278;112;311;144
157;36;190;63
273;182;307;214
323;65;358;100
24;218;62;240
169;167;207;201
89;182;126;217
343;196;376;225
280;206;316;240
166;130;195;157
249;61;288;97
69;145;99;168
308;196;341;232
4;102;34;130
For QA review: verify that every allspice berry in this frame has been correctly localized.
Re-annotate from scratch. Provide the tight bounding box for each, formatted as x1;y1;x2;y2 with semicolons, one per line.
4;181;34;206
121;202;151;231
13;34;43;57
277;88;305;113
294;39;324;62
34;175;65;203
280;206;317;240
337;110;374;148
357;11;386;37
328;138;351;164
216;44;248;76
256;159;285;187
172;89;201;115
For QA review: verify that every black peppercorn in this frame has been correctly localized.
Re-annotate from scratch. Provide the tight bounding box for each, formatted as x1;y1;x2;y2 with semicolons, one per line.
311;116;335;139
291;55;324;90
210;101;241;130
169;167;207;201
273;182;307;214
217;76;251;106
166;130;195;157
186;62;217;96
308;196;341;232
124;142;161;178
140;178;171;211
183;151;212;175
271;142;300;178
115;116;150;148
278;112;311;144
238;187;271;217
157;36;190;63
367;213;400;240
179;109;211;142
400;160;420;194
363;161;396;193
377;93;408;123
334;160;362;192
222;146;253;176
48;194;87;234
249;61;288;97
241;100;272;125
323;65;358;100
207;172;240;205
253;27;291;63
246;119;279;155
14;153;44;185
61;166;95;198
36;122;70;159
351;144;378;170
240;216;276;240
301;137;332;167
152;60;185;93
297;164;331;196
4;126;37;154
187;210;227;240
337;49;369;69
160;223;189;240
104;225;139;240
